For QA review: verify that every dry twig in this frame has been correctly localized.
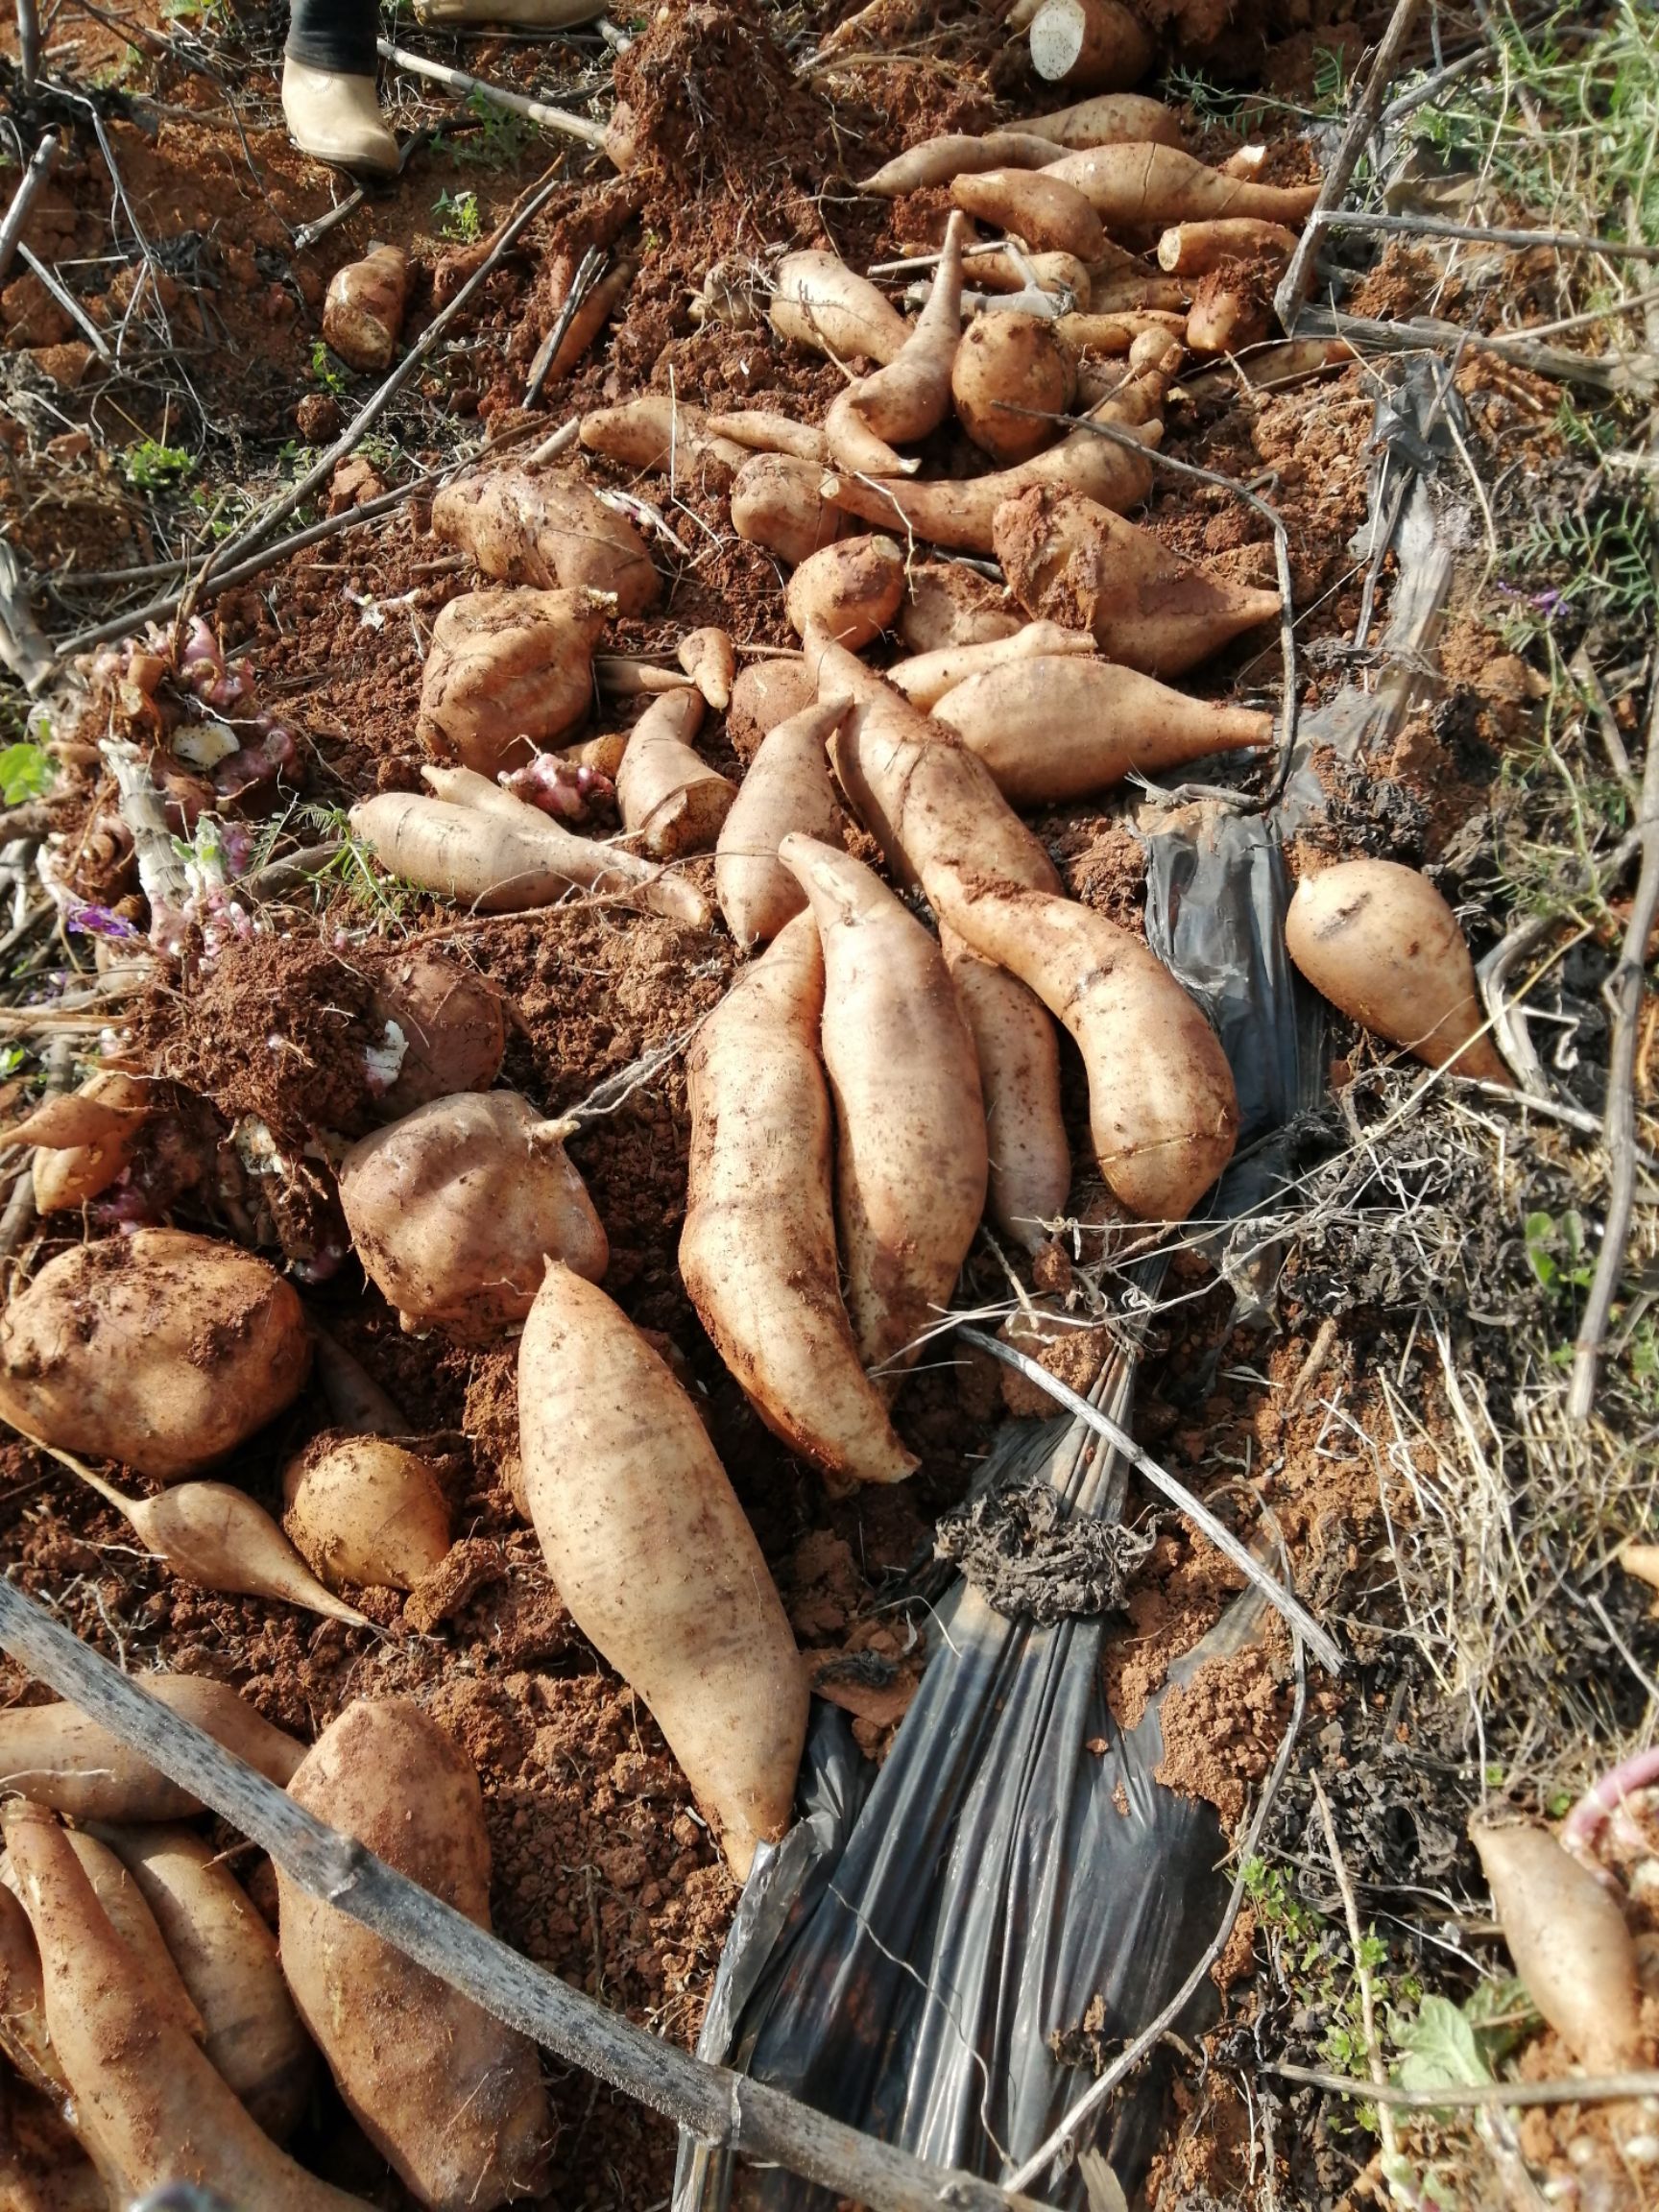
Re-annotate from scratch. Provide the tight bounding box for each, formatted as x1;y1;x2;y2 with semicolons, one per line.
0;131;59;284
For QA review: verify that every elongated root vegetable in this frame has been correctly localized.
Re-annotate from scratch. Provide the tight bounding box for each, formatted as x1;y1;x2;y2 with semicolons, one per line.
4;1806;368;2211
679;625;736;709
888;621;1093;710
941;927;1070;1253
781;836;986;1375
415;587;610;778
951;169;1105;261
943;883;1238;1220
900;565;1022;653
339;1090;607;1341
1022;92;1184;149
12;1069;154;1214
99;1825;314;2141
276;1701;549;2209
518;1265;808;1876
37;1443;370;1627
807;629;1062;901
1186;261;1273;353
1028;0;1154;91
1047;142;1322;228
705;409;828;465
321;242;409;373
731;451;848;565
682;913;917;1482
820;379;1156;555
616;686;735;857
351;778;707;927
785;533;906;648
432;469;659;614
0;1676;301;1823
993;484;1280;674
1;1828;204;2046
1286;859;1510;1084
0;1877;59;2095
857;130;1065;196
1158;217;1298;276
825;213;967;477
0;1230;309;1480
528;255;634;389
282;1433;451;1593
579;395;750;483
728;655;819;761
1470;1822;1647;2075
950;312;1075;466
716;700;850;947
963;244;1091;303
769;249;909;365
367;947;506;1117
934;654;1273;800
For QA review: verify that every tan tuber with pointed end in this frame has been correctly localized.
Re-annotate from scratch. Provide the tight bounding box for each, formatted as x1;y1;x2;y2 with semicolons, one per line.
704;410;828;465
16;1069;155;1214
941;927;1070;1254
518;1266;808;1877
992;484;1281;675
1046;142;1322;228
1470;1822;1647;2077
0;1230;310;1482
276;1701;550;2209
825;212;968;476
681;911;918;1482
432;469;659;614
716;700;851;947
950;168;1106;261
780;836;986;1379
339;1089;607;1342
616;685;736;857
281;1433;452;1593
415;586;610;779
1;1827;205;2047
785;534;906;648
578;395;750;483
679;625;736;709
1022;91;1184;149
4;1805;370;2210
857;129;1065;196
1285;859;1511;1084
887;621;1094;710
0;1677;301;1824
770;250;910;366
932;654;1273;800
951;312;1076;466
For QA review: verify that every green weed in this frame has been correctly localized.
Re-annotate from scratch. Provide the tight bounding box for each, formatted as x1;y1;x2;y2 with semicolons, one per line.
308;339;349;397
452;88;530;169
433;188;483;245
121;438;195;494
0;742;55;806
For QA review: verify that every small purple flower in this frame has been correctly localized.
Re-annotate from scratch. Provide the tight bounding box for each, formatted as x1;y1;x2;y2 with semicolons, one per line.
66;902;143;941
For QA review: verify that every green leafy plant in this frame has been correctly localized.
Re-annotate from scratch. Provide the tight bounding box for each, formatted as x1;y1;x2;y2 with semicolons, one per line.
433;188;483;245
309;339;349;397
1524;1209;1595;1299
452;88;530;169
0;742;56;806
121;439;195;494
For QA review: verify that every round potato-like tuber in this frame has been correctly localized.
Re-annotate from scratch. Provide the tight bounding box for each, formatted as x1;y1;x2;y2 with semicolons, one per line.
730;451;849;566
0;1675;302;1824
682;911;917;1483
781;835;987;1378
769;249;909;365
518;1265;809;1877
415;587;610;779
951;168;1106;261
785;534;906;649
98;1823;315;2142
716;700;850;948
727;655;819;763
281;1431;452;1593
276;1700;549;2210
1471;1821;1647;2077
339;1090;607;1341
0;1230;310;1481
951;313;1076;465
432;469;659;615
366;947;507;1118
616;686;736;859
321;242;410;374
899;565;1022;654
1285;858;1511;1085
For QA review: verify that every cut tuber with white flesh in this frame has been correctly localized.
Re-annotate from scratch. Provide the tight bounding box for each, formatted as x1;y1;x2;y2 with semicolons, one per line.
681;910;918;1484
518;1264;809;1878
321;242;410;374
1471;1820;1648;2076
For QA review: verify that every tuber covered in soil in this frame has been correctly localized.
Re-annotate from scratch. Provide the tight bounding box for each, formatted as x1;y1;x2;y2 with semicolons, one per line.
281;1431;452;1593
415;587;611;779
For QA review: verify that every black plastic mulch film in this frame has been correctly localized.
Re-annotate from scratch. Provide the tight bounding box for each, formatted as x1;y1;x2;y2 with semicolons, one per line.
675;367;1455;2212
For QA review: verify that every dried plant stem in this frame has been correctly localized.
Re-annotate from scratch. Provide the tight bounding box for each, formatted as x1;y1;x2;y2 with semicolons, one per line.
377;39;610;149
0;132;60;283
1310;1776;1396;2165
15;0;40;87
0;1576;1059;2212
1275;2062;1659;2110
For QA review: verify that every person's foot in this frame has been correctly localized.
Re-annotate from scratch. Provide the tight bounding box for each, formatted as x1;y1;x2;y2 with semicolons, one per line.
412;0;603;22
281;59;400;178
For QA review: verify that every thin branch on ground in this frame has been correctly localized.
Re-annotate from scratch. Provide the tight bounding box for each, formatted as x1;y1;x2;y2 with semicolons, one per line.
1274;2062;1659;2110
1315;207;1659;263
1311;1776;1398;2169
377;39;610;150
0;132;60;284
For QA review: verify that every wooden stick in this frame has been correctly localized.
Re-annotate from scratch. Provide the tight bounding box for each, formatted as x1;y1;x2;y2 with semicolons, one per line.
378;39;610;150
1003;1642;1307;2193
1274;2060;1659;2111
0;132;59;285
15;241;114;360
1315;206;1659;263
0;1576;1059;2212
15;0;40;91
50;174;567;662
1568;676;1659;1422
955;1327;1344;1671
1275;0;1427;333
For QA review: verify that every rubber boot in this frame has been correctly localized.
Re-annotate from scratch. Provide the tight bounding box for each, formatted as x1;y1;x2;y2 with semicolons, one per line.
281;59;400;178
412;0;603;23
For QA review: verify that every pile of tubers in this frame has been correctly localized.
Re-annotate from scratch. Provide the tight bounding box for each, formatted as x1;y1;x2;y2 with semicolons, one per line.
0;62;1535;2212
